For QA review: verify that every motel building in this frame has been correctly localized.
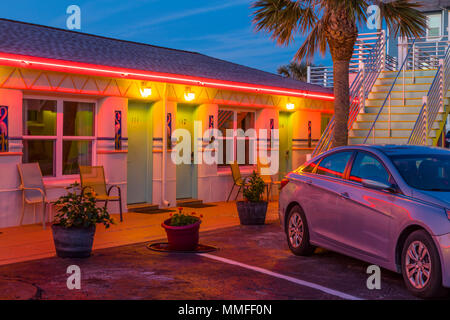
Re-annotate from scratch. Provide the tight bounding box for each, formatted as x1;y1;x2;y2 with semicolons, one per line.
0;19;333;228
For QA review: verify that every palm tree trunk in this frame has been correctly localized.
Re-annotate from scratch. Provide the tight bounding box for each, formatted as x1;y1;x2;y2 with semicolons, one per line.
323;8;357;148
332;60;350;147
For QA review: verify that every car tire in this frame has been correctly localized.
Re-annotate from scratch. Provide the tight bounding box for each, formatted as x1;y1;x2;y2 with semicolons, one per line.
401;230;447;299
286;205;315;256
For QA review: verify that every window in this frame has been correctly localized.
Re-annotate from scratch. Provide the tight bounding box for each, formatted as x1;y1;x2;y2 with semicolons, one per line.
427;13;442;38
62;101;94;175
316;152;352;179
302;160;318;173
218;109;256;165
22;98;96;177
390;154;450;191
22;99;57;176
350;152;390;186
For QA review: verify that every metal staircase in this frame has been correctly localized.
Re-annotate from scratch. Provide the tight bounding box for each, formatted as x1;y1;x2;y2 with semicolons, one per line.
310;34;450;157
408;46;450;146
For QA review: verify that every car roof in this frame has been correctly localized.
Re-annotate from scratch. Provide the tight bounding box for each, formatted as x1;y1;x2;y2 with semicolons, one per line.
323;145;450;157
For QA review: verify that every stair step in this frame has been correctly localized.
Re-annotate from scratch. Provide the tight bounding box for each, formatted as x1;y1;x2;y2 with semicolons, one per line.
127;203;159;211
353;120;440;130
368;91;428;100
351;128;438;138
364;106;423;113
374;76;436;85
357;113;419;121
176;198;203;207
349;137;410;145
357;112;446;122
350;137;433;145
373;83;432;87
379;70;437;77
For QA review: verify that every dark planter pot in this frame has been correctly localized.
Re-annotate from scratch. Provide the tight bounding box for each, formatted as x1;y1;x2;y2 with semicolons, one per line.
236;201;268;225
161;219;201;251
51;224;96;258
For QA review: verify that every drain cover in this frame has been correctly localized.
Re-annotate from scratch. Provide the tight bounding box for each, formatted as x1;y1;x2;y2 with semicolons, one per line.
147;242;218;253
0;279;38;300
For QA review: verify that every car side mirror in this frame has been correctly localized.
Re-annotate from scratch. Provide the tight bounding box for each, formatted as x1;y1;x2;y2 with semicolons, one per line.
362;180;399;193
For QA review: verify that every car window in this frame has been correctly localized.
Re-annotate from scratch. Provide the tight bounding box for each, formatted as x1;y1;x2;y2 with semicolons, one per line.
302;161;318;173
390;154;450;191
350;152;390;185
316;152;353;179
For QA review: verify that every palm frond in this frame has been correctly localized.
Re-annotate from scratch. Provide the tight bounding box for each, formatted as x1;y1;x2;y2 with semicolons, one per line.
277;65;291;77
374;0;427;39
277;62;309;81
294;18;328;62
252;0;319;46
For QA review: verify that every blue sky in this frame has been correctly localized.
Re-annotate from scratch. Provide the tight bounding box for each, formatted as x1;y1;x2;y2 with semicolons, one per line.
0;0;333;74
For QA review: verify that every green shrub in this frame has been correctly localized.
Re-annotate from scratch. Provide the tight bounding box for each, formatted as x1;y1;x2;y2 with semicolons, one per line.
243;171;266;202
169;207;202;226
53;183;115;228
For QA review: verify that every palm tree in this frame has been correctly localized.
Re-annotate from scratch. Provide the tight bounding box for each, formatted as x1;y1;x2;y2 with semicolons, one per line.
252;0;426;148
277;62;310;81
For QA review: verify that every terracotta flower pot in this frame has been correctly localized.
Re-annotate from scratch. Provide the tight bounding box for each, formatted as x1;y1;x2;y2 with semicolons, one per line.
236;201;268;225
161;218;201;251
51;224;96;258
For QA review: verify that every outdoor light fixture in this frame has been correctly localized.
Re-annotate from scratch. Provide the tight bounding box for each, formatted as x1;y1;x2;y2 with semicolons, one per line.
286;101;295;110
139;87;152;98
184;88;195;101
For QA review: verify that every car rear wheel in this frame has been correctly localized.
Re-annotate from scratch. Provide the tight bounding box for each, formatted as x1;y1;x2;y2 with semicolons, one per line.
401;230;447;299
286;205;315;256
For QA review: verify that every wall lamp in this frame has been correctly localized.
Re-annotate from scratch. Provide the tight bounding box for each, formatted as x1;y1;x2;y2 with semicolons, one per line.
139;85;152;98
286;101;295;110
184;87;195;101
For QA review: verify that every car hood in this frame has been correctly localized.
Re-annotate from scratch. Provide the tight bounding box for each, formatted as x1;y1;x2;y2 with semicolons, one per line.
413;190;450;209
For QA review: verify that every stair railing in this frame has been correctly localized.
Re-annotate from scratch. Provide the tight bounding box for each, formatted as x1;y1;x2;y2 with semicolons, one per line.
312;31;387;156
408;45;450;145
308;32;383;88
363;39;416;144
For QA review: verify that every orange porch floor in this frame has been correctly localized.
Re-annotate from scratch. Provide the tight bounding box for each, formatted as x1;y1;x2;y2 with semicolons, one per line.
0;201;279;266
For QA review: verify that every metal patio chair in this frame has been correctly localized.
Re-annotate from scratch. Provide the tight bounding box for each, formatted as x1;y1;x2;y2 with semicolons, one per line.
226;161;250;202
17;163;66;229
79;165;123;222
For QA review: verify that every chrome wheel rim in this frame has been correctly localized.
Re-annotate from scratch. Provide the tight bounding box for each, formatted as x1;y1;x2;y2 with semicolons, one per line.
405;241;432;289
288;212;304;248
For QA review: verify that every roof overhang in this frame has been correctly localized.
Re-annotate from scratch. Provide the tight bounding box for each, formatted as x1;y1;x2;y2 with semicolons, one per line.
0;52;334;101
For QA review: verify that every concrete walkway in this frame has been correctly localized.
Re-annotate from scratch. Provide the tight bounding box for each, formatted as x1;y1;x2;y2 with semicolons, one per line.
0;201;279;266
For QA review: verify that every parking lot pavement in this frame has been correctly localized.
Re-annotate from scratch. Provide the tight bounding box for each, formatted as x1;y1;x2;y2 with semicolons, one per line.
0;221;446;300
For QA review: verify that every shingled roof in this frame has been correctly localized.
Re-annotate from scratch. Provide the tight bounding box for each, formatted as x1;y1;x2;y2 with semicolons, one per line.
0;18;331;94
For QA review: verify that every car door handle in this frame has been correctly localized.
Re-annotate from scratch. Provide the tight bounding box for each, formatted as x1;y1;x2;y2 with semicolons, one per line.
305;179;313;185
340;192;350;199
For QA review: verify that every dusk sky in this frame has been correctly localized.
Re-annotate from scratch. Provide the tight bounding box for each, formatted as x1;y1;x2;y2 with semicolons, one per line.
0;0;334;74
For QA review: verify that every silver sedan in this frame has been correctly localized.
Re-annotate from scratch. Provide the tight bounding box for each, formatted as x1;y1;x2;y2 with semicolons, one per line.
279;145;450;298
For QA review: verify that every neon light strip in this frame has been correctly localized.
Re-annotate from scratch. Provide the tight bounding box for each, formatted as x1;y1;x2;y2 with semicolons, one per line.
0;52;334;101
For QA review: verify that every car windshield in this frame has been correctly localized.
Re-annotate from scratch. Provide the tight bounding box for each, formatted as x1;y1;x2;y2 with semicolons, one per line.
390;154;450;192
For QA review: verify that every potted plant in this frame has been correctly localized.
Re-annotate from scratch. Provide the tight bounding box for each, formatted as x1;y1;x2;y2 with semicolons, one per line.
236;171;268;225
162;208;203;251
51;183;114;258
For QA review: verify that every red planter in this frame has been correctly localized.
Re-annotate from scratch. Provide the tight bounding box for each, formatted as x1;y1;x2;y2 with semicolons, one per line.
161;219;201;251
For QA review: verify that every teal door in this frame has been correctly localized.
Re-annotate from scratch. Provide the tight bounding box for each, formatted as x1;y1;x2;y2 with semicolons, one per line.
176;104;197;199
279;112;292;179
127;102;152;204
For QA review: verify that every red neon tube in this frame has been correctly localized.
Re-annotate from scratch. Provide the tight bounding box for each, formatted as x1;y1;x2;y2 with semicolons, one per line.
0;52;334;101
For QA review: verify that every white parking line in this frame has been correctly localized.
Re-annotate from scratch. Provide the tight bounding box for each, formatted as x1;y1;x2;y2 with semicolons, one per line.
199;253;363;300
